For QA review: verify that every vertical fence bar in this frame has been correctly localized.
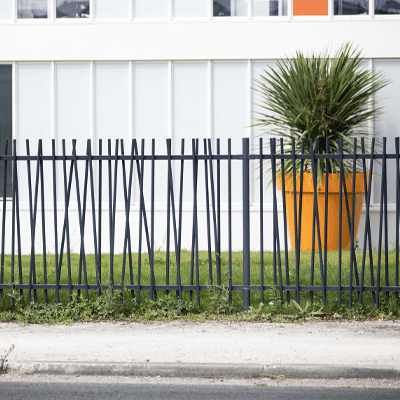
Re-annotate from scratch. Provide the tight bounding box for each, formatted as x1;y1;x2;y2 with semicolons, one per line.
52;140;60;303
0;140;8;300
270;138;283;304
383;138;389;304
203;140;213;286
87;140;100;298
120;140;135;300
291;138;300;304
38;140;48;303
62;140;73;302
280;139;290;304
216;139;221;288
110;140;119;290
228;139;233;305
132;140;156;299
259;138;264;304
98;139;102;295
376;138;386;307
348;139;357;308
10;140;16;305
396;137;400;301
338;138;344;308
176;139;185;300
137;139;145;306
28;141;41;305
323;138;329;287
72;139;89;301
12;141;23;300
207;139;221;286
191;139;200;306
166;139;181;299
150;139;155;300
298;140;305;252
359;138;375;305
242;138;250;311
166;140;171;296
272;140;277;289
310;138;326;306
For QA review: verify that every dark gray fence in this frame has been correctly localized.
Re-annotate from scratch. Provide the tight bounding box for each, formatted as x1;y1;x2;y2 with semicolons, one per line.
0;137;399;310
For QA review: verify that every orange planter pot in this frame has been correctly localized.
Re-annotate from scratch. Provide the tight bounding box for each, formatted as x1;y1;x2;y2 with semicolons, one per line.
277;172;368;252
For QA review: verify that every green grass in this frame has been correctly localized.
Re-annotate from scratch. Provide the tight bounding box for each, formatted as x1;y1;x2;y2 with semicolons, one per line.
0;250;399;324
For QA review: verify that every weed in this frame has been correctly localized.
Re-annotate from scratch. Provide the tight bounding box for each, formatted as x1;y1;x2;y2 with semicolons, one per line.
0;344;15;373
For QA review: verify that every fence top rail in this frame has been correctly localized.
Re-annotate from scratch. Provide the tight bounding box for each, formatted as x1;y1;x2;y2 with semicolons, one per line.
0;154;397;161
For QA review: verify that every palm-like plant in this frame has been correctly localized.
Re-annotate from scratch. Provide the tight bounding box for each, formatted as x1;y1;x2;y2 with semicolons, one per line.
253;42;389;181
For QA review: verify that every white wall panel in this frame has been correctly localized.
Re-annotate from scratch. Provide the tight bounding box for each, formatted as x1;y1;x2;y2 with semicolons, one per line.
213;61;247;204
1;22;400;61
134;62;169;204
16;63;52;202
134;0;168;18
95;63;130;142
373;60;400;205
251;61;278;206
95;62;130;207
174;0;208;17
173;62;208;203
55;63;90;208
0;0;12;19
95;0;130;18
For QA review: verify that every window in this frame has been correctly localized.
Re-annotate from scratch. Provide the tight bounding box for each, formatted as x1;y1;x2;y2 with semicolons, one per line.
56;0;89;18
375;0;400;13
0;65;12;198
213;0;248;16
18;0;48;18
335;0;368;15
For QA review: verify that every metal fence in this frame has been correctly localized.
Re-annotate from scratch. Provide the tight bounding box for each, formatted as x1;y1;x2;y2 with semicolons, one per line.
0;137;399;310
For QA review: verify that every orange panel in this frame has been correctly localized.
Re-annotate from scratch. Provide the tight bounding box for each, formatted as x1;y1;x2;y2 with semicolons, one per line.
293;0;329;16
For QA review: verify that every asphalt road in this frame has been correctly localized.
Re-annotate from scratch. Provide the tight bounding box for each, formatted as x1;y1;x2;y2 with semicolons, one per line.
1;381;400;400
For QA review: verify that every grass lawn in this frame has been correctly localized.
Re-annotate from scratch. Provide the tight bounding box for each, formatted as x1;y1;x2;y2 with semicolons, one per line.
0;249;399;310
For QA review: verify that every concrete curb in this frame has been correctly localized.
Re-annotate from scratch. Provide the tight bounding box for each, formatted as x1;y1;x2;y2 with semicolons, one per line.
5;362;400;380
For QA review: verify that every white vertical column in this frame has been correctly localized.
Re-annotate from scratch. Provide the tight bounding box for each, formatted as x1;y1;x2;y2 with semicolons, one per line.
50;61;55;140
278;0;283;16
207;60;213;141
288;0;292;18
12;62;16;140
89;61;94;142
128;61;134;142
12;0;16;20
249;0;253;18
369;0;374;16
168;0;173;19
328;0;333;18
207;0;212;18
130;0;134;19
89;0;94;21
247;59;253;203
168;60;173;140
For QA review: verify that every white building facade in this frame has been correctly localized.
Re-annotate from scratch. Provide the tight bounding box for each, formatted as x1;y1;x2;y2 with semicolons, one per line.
0;0;399;254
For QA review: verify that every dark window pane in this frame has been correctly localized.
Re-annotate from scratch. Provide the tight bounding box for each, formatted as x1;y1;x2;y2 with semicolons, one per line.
214;0;231;16
0;65;12;198
334;0;368;14
375;0;400;14
57;0;90;18
18;0;48;19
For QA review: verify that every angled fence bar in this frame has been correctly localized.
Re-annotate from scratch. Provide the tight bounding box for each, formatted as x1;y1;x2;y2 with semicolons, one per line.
0;138;398;310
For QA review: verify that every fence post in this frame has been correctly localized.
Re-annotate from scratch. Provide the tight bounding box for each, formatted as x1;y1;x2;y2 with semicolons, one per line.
242;138;250;310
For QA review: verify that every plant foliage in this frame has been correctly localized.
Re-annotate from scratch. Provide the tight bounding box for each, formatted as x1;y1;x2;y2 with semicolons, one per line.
253;42;389;181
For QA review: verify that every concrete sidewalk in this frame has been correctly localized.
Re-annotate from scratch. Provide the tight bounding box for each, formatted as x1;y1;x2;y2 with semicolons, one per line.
1;320;400;379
